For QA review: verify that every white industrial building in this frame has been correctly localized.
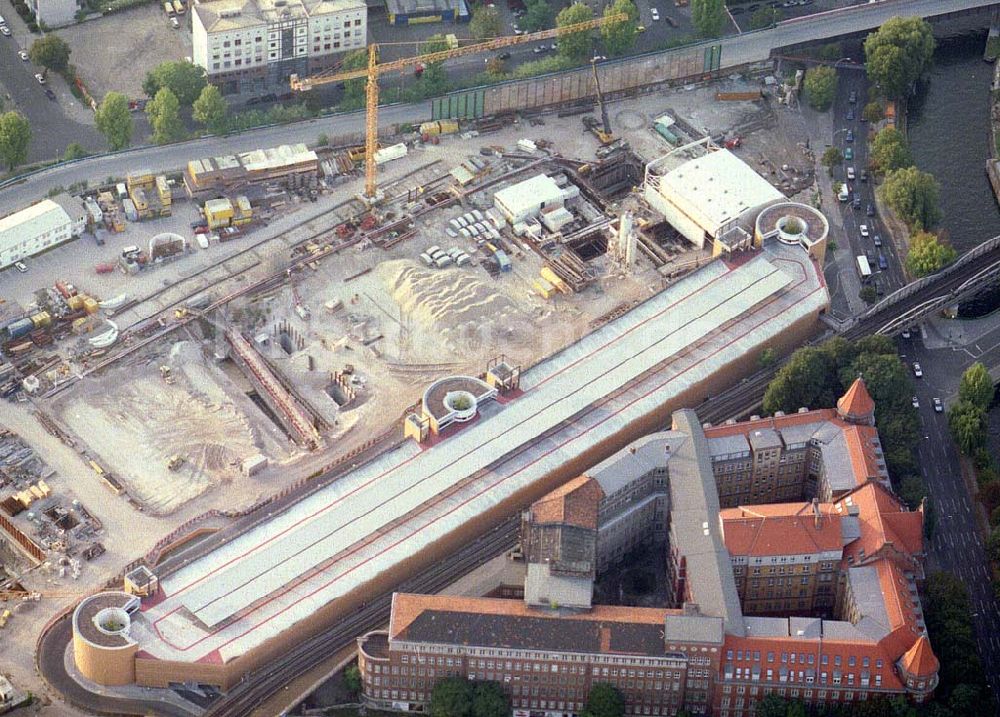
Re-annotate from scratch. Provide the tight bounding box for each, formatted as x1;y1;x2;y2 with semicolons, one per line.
644;148;783;249
493;174;566;224
192;0;368;94
0;194;86;270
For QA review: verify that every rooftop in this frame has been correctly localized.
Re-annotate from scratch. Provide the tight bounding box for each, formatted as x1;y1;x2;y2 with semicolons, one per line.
132;242;827;665
720;502;846;557
194;0;364;32
529;476;604;530
648;149;784;233
0;198;72;249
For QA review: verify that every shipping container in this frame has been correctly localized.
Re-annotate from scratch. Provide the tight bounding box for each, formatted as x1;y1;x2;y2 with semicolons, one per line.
438;119;459;135
6;318;34;340
95;262;116;274
123;198;139;222
472;209;484;222
420;253;434;266
434;255;453;268
29;311;51;328
373;142;407;164
163;2;174;15
495;249;511;272
173;0;185;13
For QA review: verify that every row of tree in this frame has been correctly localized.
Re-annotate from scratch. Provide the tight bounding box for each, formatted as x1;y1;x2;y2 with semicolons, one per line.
428;678;635;717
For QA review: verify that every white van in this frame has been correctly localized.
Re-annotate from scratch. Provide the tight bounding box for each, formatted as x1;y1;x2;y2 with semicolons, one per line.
838;184;849;202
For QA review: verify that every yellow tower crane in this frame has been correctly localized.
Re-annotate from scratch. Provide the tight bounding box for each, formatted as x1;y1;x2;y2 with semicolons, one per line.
290;13;628;200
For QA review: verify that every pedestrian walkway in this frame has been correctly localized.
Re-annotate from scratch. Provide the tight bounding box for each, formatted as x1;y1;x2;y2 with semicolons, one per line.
922;310;1000;350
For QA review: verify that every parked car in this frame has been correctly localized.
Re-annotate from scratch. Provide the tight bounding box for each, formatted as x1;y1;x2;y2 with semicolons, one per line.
34;73;46;84
846;166;855;180
650;7;660;19
911;396;919;408
664;14;678;26
18;49;28;61
171;16;179;28
933;397;943;412
0;25;10;37
859;224;869;238
13;261;27;273
913;362;923;378
901;328;912;339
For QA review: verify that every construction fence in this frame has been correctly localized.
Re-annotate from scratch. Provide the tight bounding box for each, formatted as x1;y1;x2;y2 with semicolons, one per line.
431;42;725;120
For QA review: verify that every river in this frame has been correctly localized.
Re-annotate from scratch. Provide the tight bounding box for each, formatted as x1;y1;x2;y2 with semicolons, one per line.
907;31;1000;315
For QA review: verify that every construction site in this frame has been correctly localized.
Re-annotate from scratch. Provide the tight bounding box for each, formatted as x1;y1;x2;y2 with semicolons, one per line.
0;45;832;704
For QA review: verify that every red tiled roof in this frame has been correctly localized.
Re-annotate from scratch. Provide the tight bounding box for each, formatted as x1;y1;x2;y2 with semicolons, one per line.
530;476;605;530
838;378;875;419
720;502;845;557
839;482;924;565
899;635;940;678
703;409;837;439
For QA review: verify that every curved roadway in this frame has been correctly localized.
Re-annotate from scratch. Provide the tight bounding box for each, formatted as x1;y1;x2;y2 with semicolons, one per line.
0;0;990;214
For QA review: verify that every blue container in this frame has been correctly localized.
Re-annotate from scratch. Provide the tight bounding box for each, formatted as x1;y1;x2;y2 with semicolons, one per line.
6;318;34;340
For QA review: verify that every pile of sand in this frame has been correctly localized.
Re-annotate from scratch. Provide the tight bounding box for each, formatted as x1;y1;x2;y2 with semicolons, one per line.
379;260;529;351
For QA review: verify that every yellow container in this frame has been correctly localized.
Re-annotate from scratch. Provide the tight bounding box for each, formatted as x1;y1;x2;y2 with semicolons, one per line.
66;294;84;310
30;311;51;328
540;267;571;294
532;279;555;299
83;297;99;315
438;119;459;135
204;197;234;228
419;121;441;136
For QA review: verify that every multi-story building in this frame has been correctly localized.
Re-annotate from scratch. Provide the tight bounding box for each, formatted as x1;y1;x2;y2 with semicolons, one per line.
191;0;367;94
0;193;86;270
361;384;939;717
705;378;887;506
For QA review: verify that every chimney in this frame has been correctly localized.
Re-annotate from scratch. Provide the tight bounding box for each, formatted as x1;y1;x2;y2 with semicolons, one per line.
812;497;822;528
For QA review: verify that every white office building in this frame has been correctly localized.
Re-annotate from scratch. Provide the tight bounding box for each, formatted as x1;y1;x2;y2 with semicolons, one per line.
0;194;86;270
192;0;367;94
24;0;78;28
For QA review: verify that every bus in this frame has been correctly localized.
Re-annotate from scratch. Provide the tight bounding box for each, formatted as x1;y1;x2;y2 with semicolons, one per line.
163;2;174;15
856;255;872;282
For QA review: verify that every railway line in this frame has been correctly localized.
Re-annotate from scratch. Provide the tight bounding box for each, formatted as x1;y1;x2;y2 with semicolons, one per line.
205;517;521;717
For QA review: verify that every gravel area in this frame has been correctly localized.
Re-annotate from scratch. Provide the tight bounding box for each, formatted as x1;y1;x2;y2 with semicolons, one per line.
57;4;192;100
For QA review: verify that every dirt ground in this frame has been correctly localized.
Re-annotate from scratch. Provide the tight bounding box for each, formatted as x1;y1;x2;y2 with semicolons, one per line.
59;4;192;100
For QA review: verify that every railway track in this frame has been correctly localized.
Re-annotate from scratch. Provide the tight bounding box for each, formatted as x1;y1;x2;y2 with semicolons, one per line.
205;517;520;717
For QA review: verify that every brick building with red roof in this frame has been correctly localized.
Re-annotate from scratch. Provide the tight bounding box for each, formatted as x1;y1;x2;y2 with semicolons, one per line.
359;383;938;717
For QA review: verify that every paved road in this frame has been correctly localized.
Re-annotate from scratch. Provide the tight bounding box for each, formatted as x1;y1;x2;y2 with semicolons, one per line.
829;64;907;296
900;325;1000;700
0;0;989;213
0;11;105;162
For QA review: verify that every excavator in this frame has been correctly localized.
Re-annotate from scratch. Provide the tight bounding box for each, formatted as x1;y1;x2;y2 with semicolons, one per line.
583;58;614;145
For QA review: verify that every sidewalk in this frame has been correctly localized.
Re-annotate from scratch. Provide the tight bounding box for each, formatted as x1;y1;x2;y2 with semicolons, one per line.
923;310;1000;350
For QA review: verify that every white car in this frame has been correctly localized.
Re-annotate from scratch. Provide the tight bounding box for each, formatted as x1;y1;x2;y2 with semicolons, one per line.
13;261;27;273
18;49;27;61
650;7;660;20
846;166;855;180
34;73;45;84
911;396;919;409
913;362;923;378
933;397;943;413
859;224;869;238
0;25;10;36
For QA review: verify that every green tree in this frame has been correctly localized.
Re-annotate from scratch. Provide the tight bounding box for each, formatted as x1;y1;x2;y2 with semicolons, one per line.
803;65;837;111
821;146;843;171
691;0;725;37
905;230;956;277
342;663;361;695
863;100;884;123
429;676;473;717
143;60;208;106
749;6;781;29
898;474;926;510
193;84;227;131
863;16;935;98
146;87;185;145
556;3;595;62
584;683;624;717
28;34;71;71
879;166;941;231
339;48;368;110
869;126;912;173
988;526;1000;563
759;346;776;369
95;92;133;151
63;142;88;161
522;0;554;32
470;4;503;39
472;682;509;717
755;693;790;717
860;284;877;304
411;34;452;99
601;0;639;57
959;362;994;410
0;111;31;171
949;399;987;455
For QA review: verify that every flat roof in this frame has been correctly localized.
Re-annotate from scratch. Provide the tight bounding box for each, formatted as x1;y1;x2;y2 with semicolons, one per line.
493;174;564;216
195;0;364;31
0;199;69;251
652;149;784;233
133;242;828;664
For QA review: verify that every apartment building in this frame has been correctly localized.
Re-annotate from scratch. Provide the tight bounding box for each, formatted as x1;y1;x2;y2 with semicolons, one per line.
705;378;888;506
361;388;939;717
0;194;86;270
191;0;367;94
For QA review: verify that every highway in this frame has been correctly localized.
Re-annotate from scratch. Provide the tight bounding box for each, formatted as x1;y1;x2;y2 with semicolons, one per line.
1;0;992;214
901;327;1000;698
